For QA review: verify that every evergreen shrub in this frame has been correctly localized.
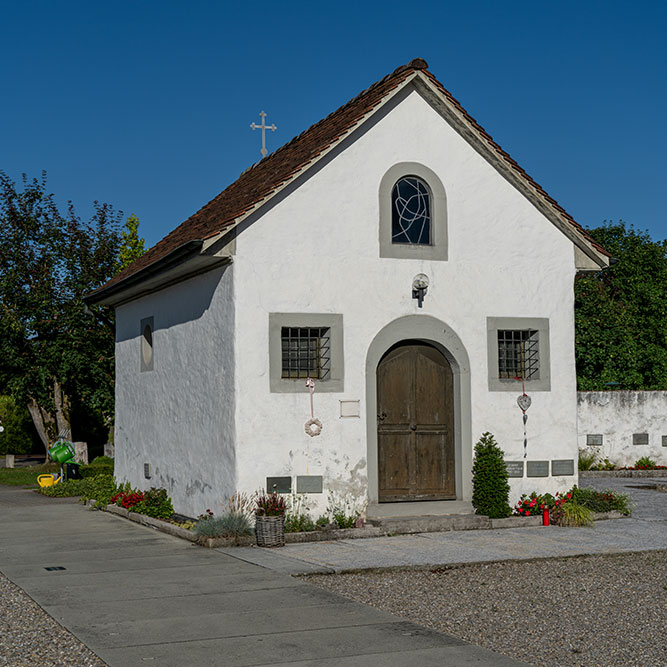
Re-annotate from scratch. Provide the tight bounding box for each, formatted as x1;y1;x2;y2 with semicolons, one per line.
79;455;115;478
471;432;511;519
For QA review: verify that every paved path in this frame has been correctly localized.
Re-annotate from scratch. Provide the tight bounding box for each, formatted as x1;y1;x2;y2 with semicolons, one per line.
224;478;667;575
0;486;523;666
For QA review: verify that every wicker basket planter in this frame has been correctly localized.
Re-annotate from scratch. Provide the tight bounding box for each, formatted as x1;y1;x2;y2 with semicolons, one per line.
255;515;286;547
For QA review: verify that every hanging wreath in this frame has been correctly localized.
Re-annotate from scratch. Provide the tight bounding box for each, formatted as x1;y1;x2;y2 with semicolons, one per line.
304;418;323;437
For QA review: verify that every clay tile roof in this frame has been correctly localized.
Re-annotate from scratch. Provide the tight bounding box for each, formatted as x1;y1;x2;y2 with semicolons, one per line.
94;58;608;297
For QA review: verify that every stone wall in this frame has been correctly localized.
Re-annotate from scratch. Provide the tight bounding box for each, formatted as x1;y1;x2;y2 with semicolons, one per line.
577;391;667;467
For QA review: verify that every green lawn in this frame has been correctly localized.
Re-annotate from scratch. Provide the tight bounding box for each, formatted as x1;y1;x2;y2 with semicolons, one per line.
0;464;58;486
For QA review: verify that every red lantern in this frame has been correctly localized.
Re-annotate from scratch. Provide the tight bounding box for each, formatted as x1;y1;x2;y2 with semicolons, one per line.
543;509;550;526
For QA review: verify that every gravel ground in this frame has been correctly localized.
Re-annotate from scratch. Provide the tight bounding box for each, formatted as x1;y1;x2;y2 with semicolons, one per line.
0;572;105;667
305;550;667;667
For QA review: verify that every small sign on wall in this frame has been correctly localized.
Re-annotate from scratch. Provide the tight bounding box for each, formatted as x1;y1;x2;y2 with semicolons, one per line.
339;400;360;418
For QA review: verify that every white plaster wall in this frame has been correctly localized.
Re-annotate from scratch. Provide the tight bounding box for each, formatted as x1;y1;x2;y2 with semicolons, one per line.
577;391;667;466
114;266;236;517
232;87;580;514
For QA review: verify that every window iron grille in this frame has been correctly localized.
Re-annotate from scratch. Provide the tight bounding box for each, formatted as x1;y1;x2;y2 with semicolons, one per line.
281;327;331;380
497;329;539;380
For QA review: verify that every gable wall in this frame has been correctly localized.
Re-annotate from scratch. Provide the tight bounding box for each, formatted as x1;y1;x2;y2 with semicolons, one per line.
114;265;236;517
230;88;579;512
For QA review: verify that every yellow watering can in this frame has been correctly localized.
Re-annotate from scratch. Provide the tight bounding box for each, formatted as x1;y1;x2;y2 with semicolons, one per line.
37;473;62;487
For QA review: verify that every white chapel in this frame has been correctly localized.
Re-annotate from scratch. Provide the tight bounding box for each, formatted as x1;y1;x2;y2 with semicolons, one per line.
88;58;610;518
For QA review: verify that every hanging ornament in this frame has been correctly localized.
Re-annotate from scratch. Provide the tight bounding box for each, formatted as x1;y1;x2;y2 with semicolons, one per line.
304;378;322;437
516;377;531;459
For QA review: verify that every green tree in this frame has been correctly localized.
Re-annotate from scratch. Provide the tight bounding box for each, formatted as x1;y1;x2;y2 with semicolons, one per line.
0;171;122;457
0;395;38;455
471;432;511;519
116;213;146;272
575;221;667;390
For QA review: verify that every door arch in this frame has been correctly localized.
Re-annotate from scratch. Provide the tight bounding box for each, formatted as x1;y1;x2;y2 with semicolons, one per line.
377;341;455;501
365;316;472;505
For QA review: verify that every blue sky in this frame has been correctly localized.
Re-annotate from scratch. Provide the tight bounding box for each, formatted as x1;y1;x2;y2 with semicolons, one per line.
2;1;666;247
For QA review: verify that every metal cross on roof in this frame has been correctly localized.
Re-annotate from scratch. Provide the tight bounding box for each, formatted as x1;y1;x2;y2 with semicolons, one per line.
250;110;277;158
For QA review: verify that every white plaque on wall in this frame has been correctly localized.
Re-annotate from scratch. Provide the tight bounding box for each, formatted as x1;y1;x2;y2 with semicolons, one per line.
339;400;360;418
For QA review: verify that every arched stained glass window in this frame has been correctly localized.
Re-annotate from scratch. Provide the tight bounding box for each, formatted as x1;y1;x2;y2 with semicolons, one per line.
391;177;431;245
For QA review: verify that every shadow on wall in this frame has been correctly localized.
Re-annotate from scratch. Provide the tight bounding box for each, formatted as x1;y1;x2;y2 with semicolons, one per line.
115;265;228;343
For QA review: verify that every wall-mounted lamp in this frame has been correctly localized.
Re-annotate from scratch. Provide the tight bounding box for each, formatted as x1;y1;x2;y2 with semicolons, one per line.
412;273;429;308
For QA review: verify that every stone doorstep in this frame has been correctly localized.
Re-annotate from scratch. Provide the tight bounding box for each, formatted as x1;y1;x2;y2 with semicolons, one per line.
96;502;628;549
580;470;667;478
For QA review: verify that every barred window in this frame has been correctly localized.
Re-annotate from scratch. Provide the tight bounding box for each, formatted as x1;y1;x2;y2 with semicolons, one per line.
497;329;539;380
281;327;331;380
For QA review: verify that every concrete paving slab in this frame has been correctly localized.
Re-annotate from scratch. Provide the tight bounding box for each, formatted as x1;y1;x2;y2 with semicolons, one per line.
14;569;305;605
0;483;531;666
0;542;198;566
5;557;255;582
41;584;347;626
0;551;230;578
269;644;528;666
262;516;667;574
67;601;397;649
94;621;467;667
217;546;335;574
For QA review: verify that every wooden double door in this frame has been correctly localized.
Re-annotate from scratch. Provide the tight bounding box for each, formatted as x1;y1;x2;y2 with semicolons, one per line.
377;342;455;501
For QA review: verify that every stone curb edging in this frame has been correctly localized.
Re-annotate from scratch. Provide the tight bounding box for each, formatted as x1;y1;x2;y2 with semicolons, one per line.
580;470;667;478
490;515;542;529
100;502;199;543
98;502;385;547
93;501;629;547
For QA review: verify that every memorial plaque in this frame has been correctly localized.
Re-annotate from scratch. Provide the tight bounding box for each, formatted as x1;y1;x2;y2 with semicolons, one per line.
662;435;667;448
551;459;574;476
505;461;524;478
527;461;549;477
296;475;323;493
633;433;649;446
586;434;603;446
266;476;291;493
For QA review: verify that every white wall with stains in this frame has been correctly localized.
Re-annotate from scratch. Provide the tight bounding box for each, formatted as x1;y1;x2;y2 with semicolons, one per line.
577;391;667;467
114;84;586;517
231;85;580;515
114;266;236;518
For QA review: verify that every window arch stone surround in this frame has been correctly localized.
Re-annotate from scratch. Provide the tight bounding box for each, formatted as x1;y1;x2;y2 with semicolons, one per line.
379;162;448;260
